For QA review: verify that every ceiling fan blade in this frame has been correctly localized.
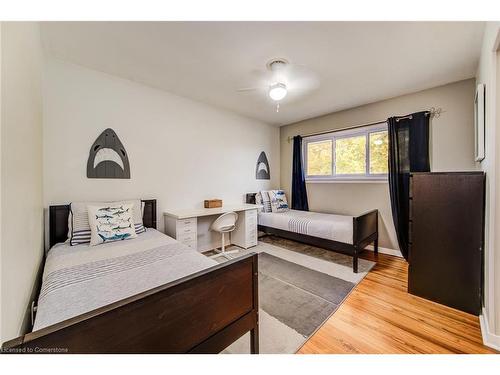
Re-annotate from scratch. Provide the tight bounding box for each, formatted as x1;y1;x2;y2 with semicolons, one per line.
236;87;258;92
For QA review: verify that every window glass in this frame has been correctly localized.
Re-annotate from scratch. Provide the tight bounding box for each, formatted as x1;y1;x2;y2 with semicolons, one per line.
369;131;389;174
307;140;332;176
335;135;366;175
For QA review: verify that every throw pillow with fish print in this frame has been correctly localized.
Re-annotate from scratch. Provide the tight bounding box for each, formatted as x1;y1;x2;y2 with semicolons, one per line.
87;203;137;246
269;190;290;213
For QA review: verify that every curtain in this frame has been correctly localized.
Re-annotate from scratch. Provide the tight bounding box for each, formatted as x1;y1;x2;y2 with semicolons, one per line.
291;135;309;211
388;111;430;260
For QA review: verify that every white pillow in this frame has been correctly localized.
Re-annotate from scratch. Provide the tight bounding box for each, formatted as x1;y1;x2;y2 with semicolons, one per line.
68;199;145;246
269;190;290;213
88;203;137;246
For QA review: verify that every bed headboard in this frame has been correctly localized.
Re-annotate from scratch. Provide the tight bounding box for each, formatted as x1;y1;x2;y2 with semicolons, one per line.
246;193;257;204
48;199;157;249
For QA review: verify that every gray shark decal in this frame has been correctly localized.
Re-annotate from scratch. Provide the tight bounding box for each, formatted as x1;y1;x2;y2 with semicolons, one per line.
256;151;270;180
87;128;130;179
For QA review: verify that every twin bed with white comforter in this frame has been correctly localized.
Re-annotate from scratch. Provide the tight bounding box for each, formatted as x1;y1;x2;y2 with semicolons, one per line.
3;199;259;354
247;192;378;273
258;210;354;245
34;229;217;331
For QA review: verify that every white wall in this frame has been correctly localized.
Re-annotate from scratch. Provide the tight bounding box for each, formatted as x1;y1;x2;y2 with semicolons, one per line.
476;22;500;344
280;79;477;253
43;57;280;234
0;22;44;343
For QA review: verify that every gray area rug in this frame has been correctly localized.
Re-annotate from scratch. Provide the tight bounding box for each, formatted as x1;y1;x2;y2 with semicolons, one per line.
208;236;375;354
259;252;354;336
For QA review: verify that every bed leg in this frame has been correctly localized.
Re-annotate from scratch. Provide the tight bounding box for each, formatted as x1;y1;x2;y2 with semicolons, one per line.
374;238;379;255
353;250;359;273
250;327;259;354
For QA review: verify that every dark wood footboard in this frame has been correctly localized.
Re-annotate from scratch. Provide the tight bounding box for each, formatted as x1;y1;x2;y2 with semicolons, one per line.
352;209;379;273
2;253;259;354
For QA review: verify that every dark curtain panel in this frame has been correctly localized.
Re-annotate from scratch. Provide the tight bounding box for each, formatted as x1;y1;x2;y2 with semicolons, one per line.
291;135;309;211
388;111;430;260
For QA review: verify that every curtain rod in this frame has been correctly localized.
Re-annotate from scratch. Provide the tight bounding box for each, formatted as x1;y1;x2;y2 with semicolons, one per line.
287;107;443;143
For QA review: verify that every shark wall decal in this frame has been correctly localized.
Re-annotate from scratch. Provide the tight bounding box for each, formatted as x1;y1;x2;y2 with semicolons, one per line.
87;128;130;179
256;151;270;180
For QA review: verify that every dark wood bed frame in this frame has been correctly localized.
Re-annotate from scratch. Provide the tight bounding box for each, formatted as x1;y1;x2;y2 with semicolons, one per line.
2;200;259;354
246;193;378;273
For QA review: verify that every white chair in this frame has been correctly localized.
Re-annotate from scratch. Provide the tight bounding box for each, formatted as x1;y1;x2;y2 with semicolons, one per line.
210;211;239;259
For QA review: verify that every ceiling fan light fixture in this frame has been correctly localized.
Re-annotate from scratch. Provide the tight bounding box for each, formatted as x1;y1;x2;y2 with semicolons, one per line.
269;83;287;101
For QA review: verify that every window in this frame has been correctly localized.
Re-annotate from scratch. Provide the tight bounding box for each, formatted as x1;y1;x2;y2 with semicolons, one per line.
304;122;388;181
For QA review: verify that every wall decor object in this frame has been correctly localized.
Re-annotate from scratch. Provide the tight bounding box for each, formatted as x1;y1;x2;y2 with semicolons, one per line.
474;83;485;162
256;151;270;180
204;199;223;208
87;128;131;179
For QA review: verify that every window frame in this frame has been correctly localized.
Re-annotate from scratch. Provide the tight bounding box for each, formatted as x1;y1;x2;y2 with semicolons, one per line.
303;122;388;182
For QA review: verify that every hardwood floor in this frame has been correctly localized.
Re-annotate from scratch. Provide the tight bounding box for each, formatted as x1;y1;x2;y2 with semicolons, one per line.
297;251;497;354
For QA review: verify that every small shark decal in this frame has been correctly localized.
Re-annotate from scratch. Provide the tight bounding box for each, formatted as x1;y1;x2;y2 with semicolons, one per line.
99;207;115;212
256;151;270;180
98;232;132;242
111;224;132;231
87;128;130;179
113;208;130;216
96;213;114;219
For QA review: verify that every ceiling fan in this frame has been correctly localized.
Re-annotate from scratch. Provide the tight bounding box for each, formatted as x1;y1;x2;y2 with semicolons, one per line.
237;58;319;112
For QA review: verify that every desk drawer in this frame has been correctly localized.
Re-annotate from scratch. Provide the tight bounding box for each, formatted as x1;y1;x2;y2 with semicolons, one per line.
182;239;197;250
177;224;196;236
177;217;196;227
177;232;197;243
246;209;257;221
176;218;197;234
246;210;257;230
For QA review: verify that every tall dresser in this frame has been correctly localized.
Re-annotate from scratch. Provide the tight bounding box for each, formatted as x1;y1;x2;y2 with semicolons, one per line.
408;172;485;315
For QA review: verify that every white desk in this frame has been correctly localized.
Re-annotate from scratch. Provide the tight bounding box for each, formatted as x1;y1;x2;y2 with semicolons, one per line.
164;204;260;252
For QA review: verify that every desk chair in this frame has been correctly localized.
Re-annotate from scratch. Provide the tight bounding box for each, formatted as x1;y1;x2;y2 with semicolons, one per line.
210;211;239;259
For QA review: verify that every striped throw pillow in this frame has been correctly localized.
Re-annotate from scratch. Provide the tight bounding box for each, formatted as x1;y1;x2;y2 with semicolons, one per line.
259;191;273;213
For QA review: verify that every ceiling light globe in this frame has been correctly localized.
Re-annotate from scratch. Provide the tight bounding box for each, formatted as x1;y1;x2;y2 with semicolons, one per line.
269;83;287;101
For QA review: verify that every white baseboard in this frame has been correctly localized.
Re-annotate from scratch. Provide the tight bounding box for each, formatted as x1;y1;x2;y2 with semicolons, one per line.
365;244;403;258
480;308;500;351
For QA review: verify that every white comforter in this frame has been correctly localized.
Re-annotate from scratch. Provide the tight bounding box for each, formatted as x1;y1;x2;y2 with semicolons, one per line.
33;229;216;331
258;210;354;244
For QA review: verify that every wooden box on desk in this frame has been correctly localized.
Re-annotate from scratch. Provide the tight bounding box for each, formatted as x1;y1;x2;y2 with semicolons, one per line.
204;199;223;208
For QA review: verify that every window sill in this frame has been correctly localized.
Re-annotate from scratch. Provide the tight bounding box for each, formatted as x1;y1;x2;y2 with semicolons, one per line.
306;179;388;184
